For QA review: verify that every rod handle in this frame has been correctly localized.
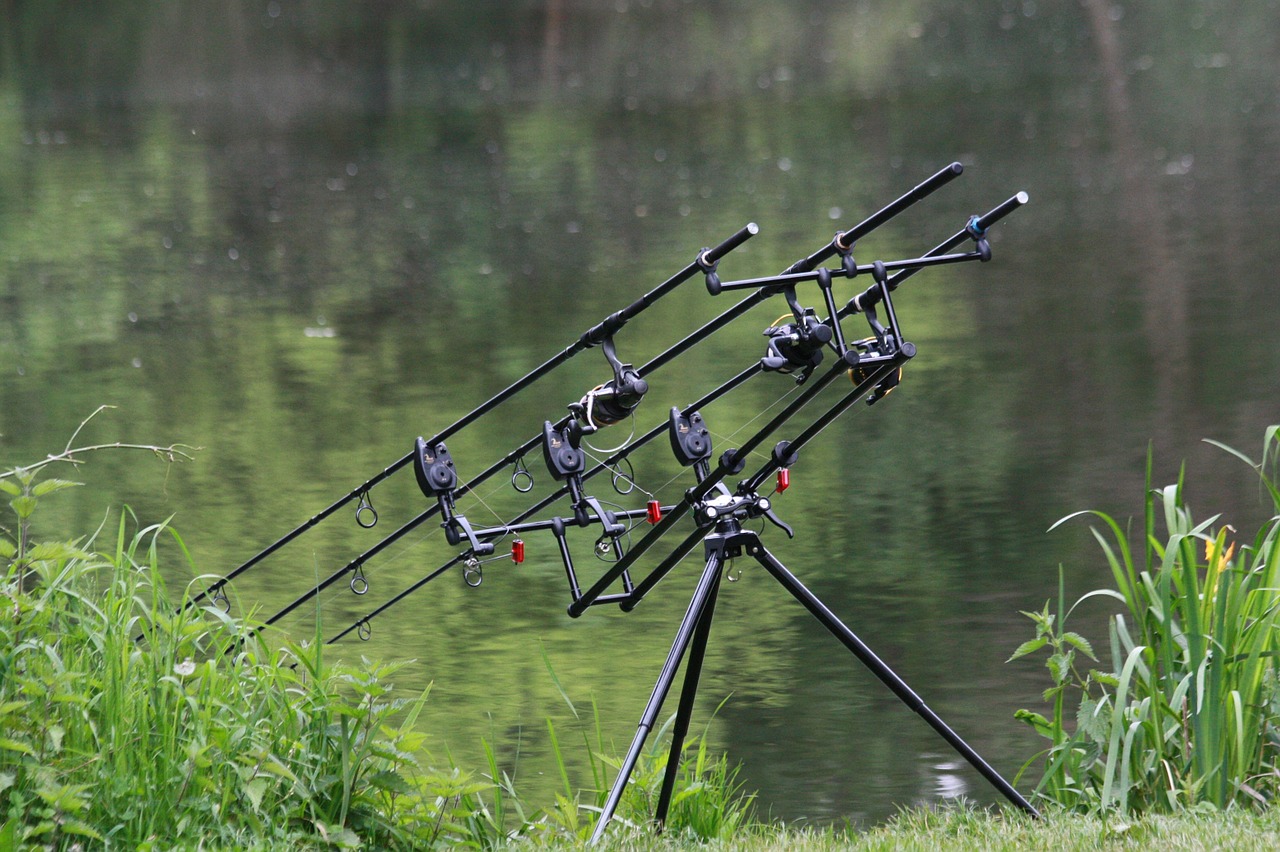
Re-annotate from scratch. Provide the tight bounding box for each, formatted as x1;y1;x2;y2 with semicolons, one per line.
702;222;759;267
970;191;1030;235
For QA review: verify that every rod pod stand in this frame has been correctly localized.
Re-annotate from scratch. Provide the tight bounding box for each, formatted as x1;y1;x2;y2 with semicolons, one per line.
585;511;1040;845
588;391;1041;842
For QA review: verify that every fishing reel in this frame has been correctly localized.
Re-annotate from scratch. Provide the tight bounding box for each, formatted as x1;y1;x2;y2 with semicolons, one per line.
760;286;833;384
568;337;648;442
761;310;833;383
850;355;903;405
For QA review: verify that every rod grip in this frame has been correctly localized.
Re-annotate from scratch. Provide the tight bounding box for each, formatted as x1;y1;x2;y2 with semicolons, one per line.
971;191;1029;234
702;222;759;266
838;161;964;247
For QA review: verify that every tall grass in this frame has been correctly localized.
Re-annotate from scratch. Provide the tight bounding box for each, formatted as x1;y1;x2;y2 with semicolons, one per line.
1;447;757;848
0;512;476;848
1011;427;1280;813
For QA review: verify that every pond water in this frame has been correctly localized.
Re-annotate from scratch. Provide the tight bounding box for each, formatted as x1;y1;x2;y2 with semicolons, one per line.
2;1;1278;827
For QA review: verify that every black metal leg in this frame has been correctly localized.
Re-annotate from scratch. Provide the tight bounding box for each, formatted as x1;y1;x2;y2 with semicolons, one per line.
588;549;727;844
654;563;723;829
748;541;1040;818
620;525;708;612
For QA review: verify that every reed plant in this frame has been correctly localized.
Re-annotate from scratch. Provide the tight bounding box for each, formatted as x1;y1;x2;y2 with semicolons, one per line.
1011;427;1280;814
454;660;757;846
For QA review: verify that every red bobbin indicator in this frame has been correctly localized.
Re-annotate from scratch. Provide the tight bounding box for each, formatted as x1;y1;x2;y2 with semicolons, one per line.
646;500;663;524
511;539;525;564
776;468;791;493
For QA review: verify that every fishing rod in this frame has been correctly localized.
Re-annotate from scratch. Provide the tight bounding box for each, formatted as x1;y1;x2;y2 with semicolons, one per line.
305;165;972;641
232;163;967;641
163;223;756;623
567;191;1029;616
256;221;991;645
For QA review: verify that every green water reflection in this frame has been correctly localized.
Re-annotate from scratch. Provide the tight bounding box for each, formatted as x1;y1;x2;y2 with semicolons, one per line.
3;0;1278;826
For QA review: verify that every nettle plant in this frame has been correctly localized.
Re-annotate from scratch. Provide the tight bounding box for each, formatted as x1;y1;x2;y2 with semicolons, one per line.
1011;428;1280;814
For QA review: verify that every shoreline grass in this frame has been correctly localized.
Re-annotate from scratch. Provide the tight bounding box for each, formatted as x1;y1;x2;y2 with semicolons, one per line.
6;426;1280;848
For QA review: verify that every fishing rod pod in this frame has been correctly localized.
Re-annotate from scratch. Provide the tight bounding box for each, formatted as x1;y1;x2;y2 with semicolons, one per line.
228;164;1017;656
256;165;1039;837
292;163;984;644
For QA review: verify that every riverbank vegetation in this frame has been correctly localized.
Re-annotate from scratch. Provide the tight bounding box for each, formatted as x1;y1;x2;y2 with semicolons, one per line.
0;441;755;848
4;426;1280;848
1010;427;1280;812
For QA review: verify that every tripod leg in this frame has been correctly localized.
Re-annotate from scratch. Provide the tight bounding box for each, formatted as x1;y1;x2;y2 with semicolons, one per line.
589;548;726;845
655;566;722;829
620;525;707;611
749;543;1040;818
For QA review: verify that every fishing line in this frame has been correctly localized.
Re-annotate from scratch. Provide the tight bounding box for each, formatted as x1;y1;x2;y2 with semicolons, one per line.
579;446;653;499
703;381;806;468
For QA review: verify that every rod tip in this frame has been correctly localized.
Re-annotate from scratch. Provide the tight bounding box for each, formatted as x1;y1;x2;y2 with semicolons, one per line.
1015;190;1030;204
746;222;760;235
949;162;964;174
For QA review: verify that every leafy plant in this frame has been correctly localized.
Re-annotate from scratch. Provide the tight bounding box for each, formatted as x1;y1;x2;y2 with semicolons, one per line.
2;424;761;848
0;437;479;849
1011;427;1280;814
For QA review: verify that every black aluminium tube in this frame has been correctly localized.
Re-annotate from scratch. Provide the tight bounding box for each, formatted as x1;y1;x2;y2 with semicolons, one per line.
848;191;1029;313
326;505;669;645
587;548;727;844
712;249;984;295
753;546;1040;817
191;223;759;610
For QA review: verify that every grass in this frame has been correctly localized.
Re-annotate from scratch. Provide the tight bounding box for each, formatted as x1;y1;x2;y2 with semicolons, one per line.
7;423;1280;848
0;443;757;848
573;804;1280;850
